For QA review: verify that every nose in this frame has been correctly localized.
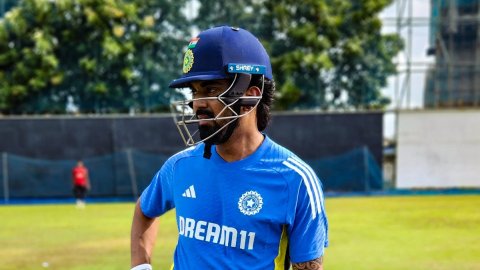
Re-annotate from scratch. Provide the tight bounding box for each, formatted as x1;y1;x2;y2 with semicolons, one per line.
192;98;208;111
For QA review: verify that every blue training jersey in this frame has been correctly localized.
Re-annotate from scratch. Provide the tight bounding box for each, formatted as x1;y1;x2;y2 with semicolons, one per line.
140;136;328;270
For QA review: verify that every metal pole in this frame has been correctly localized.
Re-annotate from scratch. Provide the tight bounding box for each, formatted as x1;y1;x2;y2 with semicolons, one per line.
111;119;119;197
475;0;480;106
2;152;9;203
393;0;408;188
447;0;458;106
363;146;370;192
395;0;402;107
126;149;138;199
406;0;412;108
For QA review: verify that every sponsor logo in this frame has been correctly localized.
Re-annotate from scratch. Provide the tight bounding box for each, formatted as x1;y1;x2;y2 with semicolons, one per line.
227;63;266;75
238;191;263;216
178;216;256;250
182;185;196;198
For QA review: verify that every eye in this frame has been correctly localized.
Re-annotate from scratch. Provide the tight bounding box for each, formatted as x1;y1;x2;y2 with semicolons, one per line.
205;87;222;96
207;87;217;94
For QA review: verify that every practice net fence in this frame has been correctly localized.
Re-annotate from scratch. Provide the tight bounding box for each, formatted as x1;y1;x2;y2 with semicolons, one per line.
0;147;382;203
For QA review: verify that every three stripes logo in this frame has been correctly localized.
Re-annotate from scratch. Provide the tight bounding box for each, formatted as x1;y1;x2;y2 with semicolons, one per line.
182;185;196;198
282;157;324;220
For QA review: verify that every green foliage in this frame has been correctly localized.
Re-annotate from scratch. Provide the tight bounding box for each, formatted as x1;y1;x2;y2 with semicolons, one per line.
0;0;189;114
0;0;402;114
262;0;403;110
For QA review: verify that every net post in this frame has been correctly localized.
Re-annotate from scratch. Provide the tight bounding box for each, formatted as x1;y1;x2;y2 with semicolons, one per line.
363;146;370;193
126;149;139;199
2;152;9;204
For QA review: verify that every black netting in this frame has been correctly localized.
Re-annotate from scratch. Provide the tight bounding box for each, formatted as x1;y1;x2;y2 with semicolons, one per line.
1;146;382;201
2;151;168;199
7;155;75;198
0;155;4;200
308;147;382;192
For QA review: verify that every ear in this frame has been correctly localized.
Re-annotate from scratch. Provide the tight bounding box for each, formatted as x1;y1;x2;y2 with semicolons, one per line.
241;86;261;113
245;86;261;97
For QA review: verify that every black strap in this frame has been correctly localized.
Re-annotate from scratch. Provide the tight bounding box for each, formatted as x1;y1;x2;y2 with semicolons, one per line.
203;143;213;159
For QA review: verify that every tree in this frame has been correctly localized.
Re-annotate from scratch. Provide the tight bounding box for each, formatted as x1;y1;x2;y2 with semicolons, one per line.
0;0;402;114
263;0;403;110
194;0;403;110
132;0;190;112
0;0;188;114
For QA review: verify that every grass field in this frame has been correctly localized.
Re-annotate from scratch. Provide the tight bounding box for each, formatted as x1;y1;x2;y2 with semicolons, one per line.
0;195;479;270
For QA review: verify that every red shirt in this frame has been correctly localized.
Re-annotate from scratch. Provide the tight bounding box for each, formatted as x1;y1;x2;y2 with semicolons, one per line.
72;166;88;186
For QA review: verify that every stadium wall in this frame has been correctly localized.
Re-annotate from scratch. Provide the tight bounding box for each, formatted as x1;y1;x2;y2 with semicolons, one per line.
267;112;383;164
396;109;480;188
0;112;383;198
0;112;382;163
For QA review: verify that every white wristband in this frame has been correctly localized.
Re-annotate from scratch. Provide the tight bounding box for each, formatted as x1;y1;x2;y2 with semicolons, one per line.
131;263;152;270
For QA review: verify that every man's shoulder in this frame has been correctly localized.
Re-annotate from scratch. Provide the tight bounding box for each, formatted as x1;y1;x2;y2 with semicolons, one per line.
165;144;204;165
156;144;203;176
263;137;313;181
263;137;297;162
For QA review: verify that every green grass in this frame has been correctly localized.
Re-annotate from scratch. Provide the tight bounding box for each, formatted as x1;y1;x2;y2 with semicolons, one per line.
0;195;479;270
326;195;480;270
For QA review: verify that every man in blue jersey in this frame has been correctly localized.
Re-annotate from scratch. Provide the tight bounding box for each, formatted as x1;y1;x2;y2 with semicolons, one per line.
131;26;328;270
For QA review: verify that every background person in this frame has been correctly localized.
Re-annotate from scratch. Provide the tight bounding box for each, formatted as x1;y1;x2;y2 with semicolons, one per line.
72;160;90;208
130;26;328;270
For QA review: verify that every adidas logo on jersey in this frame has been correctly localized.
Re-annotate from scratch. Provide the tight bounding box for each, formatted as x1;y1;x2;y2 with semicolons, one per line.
182;185;196;198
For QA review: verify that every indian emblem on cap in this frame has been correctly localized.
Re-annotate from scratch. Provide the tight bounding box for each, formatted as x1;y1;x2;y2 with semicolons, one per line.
238;191;263;216
183;49;194;73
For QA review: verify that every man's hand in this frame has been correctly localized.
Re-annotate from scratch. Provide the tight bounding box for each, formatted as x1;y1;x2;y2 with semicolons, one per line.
292;256;324;270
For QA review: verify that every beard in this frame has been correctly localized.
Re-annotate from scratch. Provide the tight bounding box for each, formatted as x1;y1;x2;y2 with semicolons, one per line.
199;122;221;142
196;109;221;144
196;109;238;145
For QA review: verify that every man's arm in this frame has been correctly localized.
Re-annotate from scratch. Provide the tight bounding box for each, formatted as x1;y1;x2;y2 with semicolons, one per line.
292;256;324;270
131;199;159;267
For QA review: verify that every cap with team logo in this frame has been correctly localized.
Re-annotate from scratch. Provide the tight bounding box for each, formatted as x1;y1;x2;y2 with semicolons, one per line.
169;26;273;88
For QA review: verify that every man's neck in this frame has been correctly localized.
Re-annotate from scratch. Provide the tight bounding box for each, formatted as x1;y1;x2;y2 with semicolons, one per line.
215;130;264;162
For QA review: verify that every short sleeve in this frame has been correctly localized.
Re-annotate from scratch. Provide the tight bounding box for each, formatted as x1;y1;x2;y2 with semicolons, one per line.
287;170;328;263
139;158;176;218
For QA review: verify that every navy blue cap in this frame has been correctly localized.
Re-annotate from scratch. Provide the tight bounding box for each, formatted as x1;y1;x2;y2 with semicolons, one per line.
169;26;273;88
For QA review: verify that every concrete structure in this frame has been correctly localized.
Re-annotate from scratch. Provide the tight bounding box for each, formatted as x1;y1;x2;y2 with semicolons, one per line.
396;109;480;188
425;0;480;107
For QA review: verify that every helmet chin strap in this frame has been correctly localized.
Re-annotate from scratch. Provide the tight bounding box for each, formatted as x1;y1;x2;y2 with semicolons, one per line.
203;143;213;159
202;73;253;159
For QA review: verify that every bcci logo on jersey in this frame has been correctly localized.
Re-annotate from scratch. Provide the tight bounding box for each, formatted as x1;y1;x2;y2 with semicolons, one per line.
238;191;263;216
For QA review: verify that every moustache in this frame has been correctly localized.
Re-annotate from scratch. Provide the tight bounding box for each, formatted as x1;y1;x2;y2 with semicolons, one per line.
195;109;215;119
